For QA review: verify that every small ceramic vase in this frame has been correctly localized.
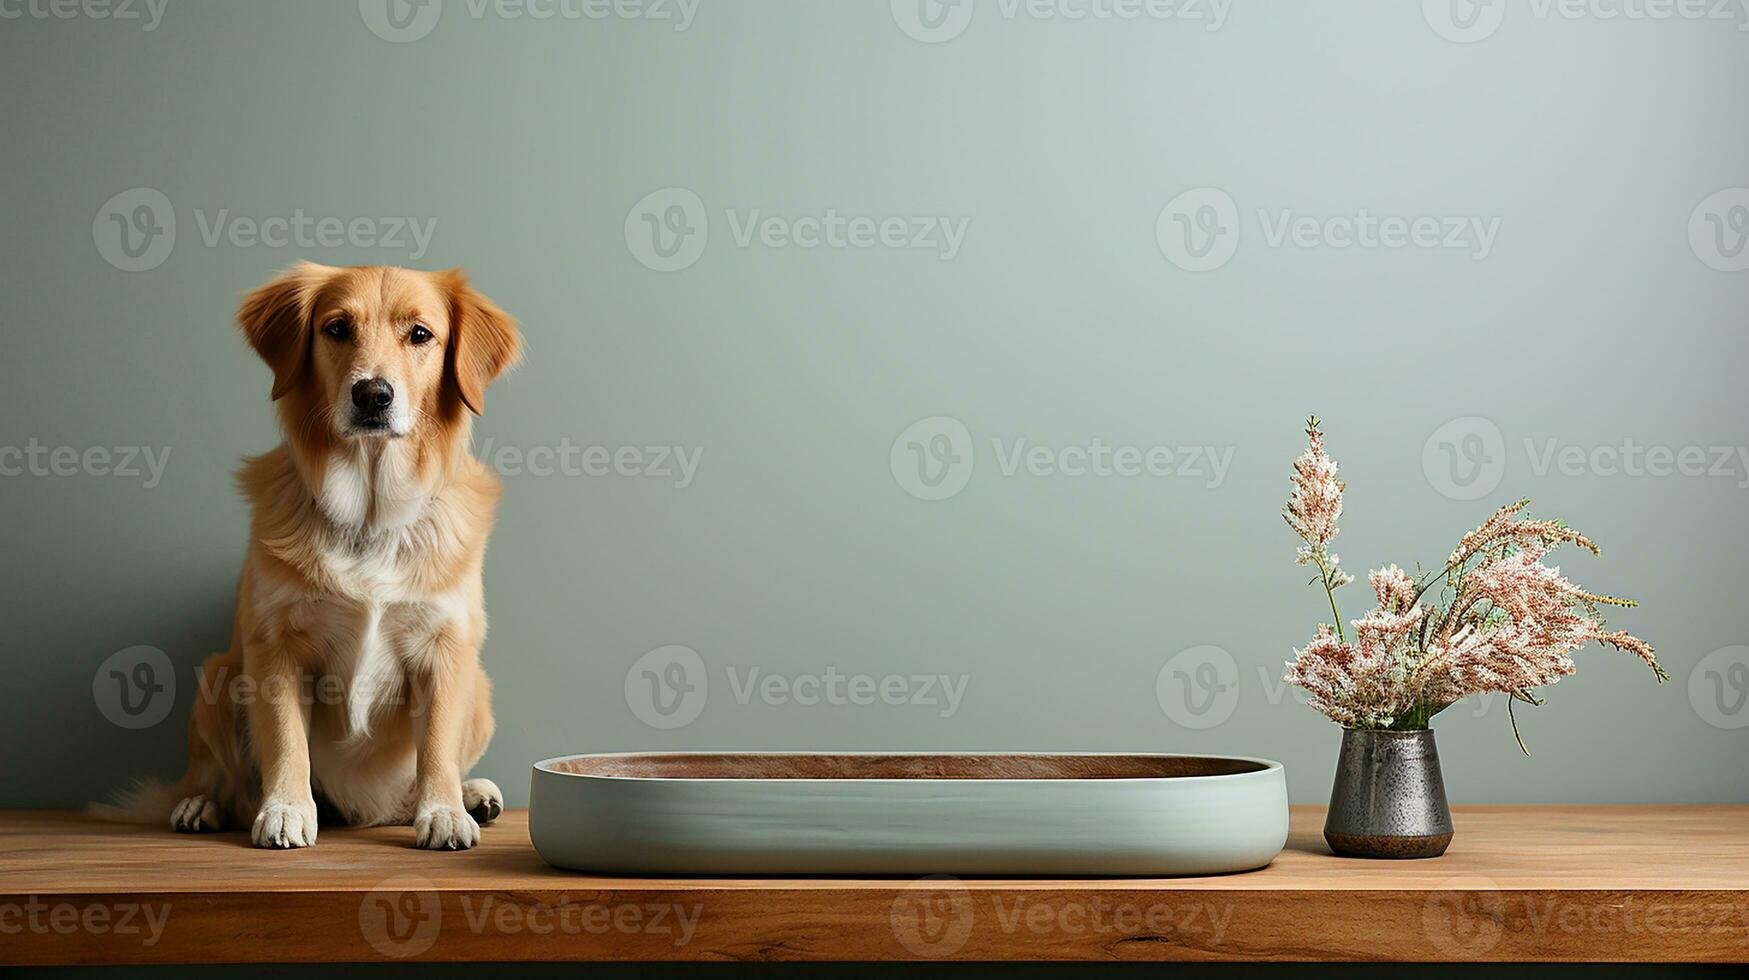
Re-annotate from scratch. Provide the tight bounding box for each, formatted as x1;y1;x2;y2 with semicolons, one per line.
1324;728;1453;858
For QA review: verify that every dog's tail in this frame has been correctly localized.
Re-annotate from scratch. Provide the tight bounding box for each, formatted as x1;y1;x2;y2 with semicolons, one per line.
86;780;178;826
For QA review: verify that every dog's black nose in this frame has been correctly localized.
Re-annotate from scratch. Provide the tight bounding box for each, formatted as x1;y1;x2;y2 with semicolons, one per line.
351;378;394;411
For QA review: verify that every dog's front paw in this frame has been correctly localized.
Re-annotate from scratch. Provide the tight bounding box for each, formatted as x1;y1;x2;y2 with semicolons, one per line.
414;801;480;851
171;794;223;833
462;778;504;826
252;799;318;849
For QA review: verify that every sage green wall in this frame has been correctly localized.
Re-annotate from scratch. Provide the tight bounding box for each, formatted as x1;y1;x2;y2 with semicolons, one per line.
2;0;1746;813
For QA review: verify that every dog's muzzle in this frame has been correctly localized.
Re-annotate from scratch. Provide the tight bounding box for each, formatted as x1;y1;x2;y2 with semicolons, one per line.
349;377;397;433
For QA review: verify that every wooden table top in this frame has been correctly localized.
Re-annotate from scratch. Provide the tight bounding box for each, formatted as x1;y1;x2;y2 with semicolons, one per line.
2;805;1745;964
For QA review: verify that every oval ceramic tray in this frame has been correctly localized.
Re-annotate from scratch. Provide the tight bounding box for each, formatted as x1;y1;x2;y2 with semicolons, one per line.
529;752;1288;875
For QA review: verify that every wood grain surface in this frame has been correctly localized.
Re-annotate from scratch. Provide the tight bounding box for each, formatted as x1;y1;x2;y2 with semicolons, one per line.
2;805;1745;964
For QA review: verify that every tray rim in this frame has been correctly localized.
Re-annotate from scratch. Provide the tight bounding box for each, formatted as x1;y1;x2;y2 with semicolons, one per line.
532;749;1286;784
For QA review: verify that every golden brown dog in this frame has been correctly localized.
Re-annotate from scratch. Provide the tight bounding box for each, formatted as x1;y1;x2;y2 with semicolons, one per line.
147;263;520;849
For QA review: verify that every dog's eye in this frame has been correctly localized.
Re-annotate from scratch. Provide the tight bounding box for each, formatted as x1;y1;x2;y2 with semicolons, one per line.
322;318;352;341
409;324;434;345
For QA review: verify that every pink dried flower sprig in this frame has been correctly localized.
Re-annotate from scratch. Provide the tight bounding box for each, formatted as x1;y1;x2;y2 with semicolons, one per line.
1280;419;1664;748
1284;417;1354;640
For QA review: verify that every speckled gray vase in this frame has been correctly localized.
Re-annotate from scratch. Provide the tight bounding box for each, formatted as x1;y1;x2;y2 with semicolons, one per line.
1324;729;1452;859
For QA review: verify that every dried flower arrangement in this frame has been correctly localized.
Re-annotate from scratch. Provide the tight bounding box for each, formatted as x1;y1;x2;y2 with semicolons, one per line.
1281;417;1665;750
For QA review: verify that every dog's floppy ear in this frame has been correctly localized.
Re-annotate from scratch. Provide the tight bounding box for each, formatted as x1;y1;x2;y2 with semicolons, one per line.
237;262;335;401
441;269;522;415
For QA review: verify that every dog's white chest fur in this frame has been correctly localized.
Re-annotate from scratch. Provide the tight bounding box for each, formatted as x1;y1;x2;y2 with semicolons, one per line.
318;442;428;532
288;596;452;736
265;444;466;737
